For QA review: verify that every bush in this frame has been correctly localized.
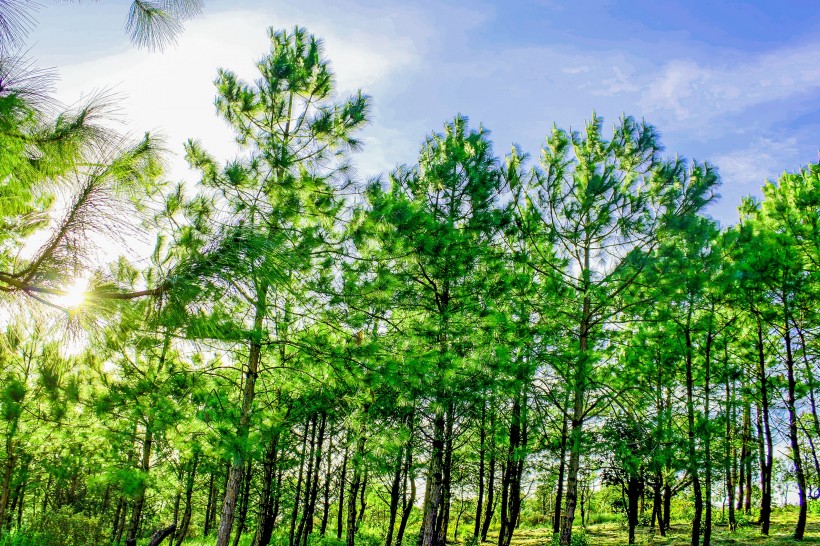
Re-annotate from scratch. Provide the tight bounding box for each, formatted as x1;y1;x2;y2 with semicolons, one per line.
549;531;589;546
585;511;621;525
308;535;345;546
0;508;107;546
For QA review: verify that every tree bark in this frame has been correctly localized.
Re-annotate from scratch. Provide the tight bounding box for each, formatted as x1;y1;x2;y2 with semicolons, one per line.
175;454;198;546
474;400;486;539
784;313;807;540
421;410;445;546
216;293;266;546
553;411;568;535
127;423;153;542
755;313;773;535
291;418;312;546
559;290;591;546
337;439;349;540
254;431;281;546
684;324;702;546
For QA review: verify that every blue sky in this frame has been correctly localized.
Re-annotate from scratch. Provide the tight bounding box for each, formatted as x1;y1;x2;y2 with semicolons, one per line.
25;0;820;225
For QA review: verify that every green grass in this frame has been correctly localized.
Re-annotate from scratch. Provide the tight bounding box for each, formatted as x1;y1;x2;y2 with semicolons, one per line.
507;517;820;546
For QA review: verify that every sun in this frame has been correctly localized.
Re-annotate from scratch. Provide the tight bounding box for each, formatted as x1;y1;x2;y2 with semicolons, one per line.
58;276;90;310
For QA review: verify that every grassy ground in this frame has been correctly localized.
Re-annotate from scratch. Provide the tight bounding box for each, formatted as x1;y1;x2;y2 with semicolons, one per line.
509;517;820;546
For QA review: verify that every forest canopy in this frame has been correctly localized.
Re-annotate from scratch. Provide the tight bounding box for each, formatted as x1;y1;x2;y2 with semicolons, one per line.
1;14;820;546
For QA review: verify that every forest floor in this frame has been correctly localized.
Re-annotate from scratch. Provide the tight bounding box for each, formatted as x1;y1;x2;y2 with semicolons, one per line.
509;518;820;545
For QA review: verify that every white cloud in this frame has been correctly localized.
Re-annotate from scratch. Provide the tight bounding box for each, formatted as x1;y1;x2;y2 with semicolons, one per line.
713;137;799;188
49;7;423;182
641;41;820;123
709;136;809;224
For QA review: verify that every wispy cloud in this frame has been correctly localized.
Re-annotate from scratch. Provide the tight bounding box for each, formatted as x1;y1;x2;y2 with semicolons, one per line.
49;6;424;181
641;41;820;124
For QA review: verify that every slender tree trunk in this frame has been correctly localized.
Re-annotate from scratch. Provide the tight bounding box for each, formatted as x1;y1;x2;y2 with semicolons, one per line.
474;401;486;539
725;366;736;531
303;412;327;546
755;314;773;535
626;477;639;545
232;459;254;546
295;415;319;546
205;470;216;537
395;411;416;546
357;468;368;526
421;410;445;546
703;327;714;546
337;439;349;540
481;412;497;543
291;418;312;546
498;388;527;546
387;411;412;546
385;448;404;546
216;293;266;546
684;324;702;546
553;412;568;535
783;312;807;540
127;423;153;542
254;431;281;546
559;291;591;546
436;402;455;546
662;483;671;533
320;432;333;536
175;454;199;546
0;451;15;530
736;400;749;513
346;434;366;546
651;474;662;536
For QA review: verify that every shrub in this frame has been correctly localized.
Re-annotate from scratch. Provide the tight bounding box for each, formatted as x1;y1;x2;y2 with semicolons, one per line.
549;531;589;546
2;508;107;546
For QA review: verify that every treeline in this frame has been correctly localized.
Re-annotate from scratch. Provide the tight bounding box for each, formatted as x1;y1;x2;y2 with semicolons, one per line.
0;25;819;546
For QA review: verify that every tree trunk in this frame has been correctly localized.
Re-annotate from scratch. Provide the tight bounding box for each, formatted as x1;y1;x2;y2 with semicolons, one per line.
553;412;568;535
725;367;736;531
395;411;416;546
175;454;199;546
291;418;312;546
703;327;714;546
559;293;591;546
755;314;773;535
345;434;366;546
295;415;319;546
783;313;807;540
481;415;497;543
736;400;748;513
127;423;153;542
303;412;327;546
626;477;640;545
385;448;404;546
254;431;281;546
337;439;349;540
498;388;527;546
215;295;265;546
684;325;702;546
232;459;254;546
421;410;445;546
436;402;455;546
320;432;334;536
474;400;486;539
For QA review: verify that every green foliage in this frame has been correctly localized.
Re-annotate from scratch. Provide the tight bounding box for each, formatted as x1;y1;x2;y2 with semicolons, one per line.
550;531;589;546
0;508;107;546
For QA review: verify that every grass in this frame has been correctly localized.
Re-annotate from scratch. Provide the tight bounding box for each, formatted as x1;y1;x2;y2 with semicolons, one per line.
508;513;820;546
